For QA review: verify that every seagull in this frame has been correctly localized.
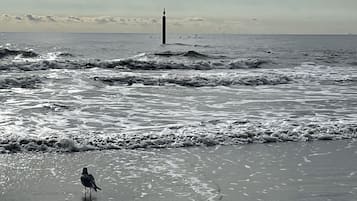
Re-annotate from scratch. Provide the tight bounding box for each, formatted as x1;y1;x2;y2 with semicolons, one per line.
81;167;101;200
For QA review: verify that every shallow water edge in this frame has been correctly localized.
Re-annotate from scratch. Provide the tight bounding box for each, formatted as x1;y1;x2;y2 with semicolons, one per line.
1;139;357;201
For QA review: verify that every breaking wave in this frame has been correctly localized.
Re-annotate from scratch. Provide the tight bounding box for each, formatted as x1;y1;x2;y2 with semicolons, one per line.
1;118;356;153
1;58;268;71
1;49;269;71
93;73;293;87
1;47;74;60
166;42;213;48
0;60;93;71
0;48;38;59
154;50;224;59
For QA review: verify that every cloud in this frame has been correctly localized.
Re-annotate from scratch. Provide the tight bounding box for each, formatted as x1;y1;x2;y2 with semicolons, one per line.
173;22;183;26
0;13;271;34
26;14;42;22
1;14;12;22
0;14;204;29
187;17;205;22
46;16;56;22
94;17;117;24
67;16;81;22
119;18;127;24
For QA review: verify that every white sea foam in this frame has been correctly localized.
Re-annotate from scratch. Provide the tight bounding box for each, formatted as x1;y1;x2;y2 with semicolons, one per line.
0;117;356;153
93;71;293;87
1;34;357;154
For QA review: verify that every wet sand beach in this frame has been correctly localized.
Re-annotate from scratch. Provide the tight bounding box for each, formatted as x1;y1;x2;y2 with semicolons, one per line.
1;139;357;201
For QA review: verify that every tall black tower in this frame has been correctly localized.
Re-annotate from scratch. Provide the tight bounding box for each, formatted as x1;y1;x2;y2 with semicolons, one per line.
162;8;166;44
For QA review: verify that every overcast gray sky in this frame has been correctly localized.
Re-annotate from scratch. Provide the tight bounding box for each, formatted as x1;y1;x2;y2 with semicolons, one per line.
1;0;357;33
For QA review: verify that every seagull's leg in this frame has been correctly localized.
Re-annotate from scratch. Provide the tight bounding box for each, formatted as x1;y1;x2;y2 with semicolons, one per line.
90;188;92;200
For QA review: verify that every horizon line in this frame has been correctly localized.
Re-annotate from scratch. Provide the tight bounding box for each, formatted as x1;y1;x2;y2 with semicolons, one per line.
1;31;356;36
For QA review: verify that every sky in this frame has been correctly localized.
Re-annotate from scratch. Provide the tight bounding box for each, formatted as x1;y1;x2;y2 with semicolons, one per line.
1;0;357;34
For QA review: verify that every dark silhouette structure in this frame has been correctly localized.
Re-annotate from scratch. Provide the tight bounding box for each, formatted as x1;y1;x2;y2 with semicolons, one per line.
81;168;101;200
162;8;166;44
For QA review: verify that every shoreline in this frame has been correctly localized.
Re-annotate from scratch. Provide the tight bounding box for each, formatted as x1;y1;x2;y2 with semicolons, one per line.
1;139;357;201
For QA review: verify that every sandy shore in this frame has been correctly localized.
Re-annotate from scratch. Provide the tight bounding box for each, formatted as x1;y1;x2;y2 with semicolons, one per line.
1;140;357;201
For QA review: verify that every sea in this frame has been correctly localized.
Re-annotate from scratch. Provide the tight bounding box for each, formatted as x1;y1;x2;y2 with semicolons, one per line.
0;33;356;153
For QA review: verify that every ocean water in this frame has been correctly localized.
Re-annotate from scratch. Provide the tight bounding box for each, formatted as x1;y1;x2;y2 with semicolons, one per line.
0;33;356;153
